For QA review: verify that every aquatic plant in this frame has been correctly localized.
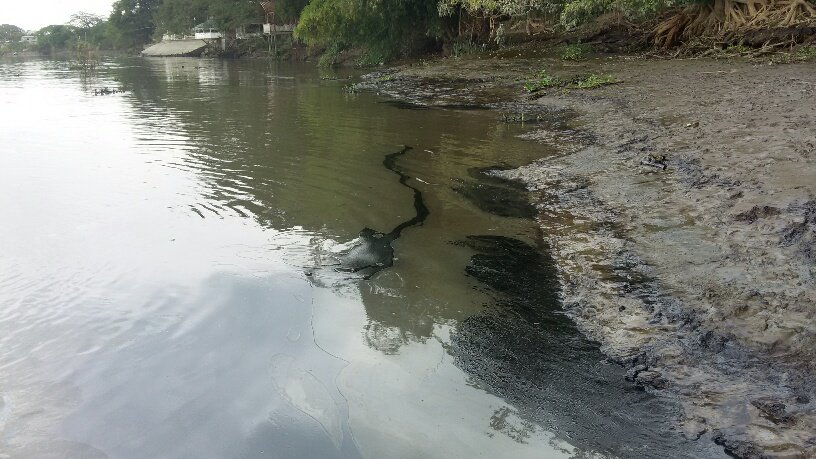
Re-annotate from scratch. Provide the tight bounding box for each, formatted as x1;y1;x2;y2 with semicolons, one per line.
71;40;99;74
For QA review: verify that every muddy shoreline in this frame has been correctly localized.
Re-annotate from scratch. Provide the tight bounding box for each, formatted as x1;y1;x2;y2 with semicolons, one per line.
360;54;816;457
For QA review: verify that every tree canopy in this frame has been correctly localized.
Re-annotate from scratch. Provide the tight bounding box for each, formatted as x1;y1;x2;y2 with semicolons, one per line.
154;0;307;35
35;25;77;52
295;0;443;59
0;24;26;42
109;0;163;47
16;0;816;55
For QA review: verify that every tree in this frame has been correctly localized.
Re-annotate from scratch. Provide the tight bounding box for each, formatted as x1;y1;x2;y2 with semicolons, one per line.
70;12;104;30
0;24;26;42
295;0;443;61
207;0;264;31
155;0;269;36
154;0;210;35
35;24;77;53
274;0;310;23
70;12;104;41
109;0;163;48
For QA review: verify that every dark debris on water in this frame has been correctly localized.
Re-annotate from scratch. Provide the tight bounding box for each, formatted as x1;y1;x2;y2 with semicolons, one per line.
92;87;126;96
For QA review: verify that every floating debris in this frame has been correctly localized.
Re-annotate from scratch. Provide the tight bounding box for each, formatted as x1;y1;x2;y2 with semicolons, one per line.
92;87;126;96
500;112;547;124
640;153;668;170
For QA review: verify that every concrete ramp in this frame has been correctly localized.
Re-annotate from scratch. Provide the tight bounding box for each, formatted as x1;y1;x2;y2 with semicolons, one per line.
142;39;208;57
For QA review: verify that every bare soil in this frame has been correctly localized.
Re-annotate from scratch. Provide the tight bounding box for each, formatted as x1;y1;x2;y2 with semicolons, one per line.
362;52;816;458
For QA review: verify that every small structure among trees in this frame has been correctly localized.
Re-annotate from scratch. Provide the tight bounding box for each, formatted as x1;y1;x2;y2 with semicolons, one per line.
260;1;299;33
194;19;223;39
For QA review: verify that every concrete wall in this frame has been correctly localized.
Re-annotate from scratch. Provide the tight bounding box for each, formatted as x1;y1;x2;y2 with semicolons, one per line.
142;39;209;57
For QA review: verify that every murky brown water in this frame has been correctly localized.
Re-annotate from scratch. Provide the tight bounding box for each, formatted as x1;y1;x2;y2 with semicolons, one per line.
0;57;726;458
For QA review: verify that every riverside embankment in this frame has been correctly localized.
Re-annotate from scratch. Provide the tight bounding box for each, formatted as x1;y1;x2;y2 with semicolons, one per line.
359;51;816;458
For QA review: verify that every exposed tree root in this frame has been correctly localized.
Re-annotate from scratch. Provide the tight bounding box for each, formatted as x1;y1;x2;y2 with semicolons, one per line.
654;0;816;47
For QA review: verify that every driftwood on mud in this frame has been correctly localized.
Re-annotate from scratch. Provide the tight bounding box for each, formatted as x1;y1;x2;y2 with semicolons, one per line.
640;159;668;170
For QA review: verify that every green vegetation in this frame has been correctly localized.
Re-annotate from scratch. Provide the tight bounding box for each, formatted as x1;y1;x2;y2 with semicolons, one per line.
35;25;78;53
571;73;619;88
450;39;486;58
295;0;442;62
154;0;288;36
524;70;560;92
525;70;620;92
1;24;25;43
6;0;814;60
792;45;816;61
1;24;28;55
560;42;592;60
108;0;162;48
4;4;146;55
70;40;100;72
770;45;816;63
355;50;389;68
290;0;816;62
317;42;344;68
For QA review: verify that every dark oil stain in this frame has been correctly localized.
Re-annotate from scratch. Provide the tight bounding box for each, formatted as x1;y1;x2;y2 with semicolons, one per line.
337;146;429;279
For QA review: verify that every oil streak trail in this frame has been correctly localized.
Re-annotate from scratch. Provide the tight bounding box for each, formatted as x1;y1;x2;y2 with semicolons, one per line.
337;146;429;279
383;146;430;238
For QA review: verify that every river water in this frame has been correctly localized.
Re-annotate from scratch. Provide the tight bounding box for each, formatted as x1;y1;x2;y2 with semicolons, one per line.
0;58;725;458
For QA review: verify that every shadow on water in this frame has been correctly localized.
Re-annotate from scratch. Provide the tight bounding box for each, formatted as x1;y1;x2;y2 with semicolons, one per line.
378;100;430;110
379;100;490;111
455;166;536;219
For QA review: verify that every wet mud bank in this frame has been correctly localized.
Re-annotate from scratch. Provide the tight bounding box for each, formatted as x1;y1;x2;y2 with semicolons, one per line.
362;56;816;457
450;232;726;458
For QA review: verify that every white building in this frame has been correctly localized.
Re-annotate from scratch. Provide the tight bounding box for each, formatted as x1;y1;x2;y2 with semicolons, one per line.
20;36;36;44
193;21;222;40
263;23;296;34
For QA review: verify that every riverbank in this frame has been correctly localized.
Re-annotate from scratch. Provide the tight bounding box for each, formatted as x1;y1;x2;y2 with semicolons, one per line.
360;50;816;457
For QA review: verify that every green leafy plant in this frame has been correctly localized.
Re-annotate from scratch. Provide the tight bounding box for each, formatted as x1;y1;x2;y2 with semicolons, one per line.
525;71;620;92
356;49;387;68
452;39;485;58
524;70;560;92
318;42;344;68
796;45;816;61
570;73;618;88
296;0;441;64
560;42;592;60
769;45;816;64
